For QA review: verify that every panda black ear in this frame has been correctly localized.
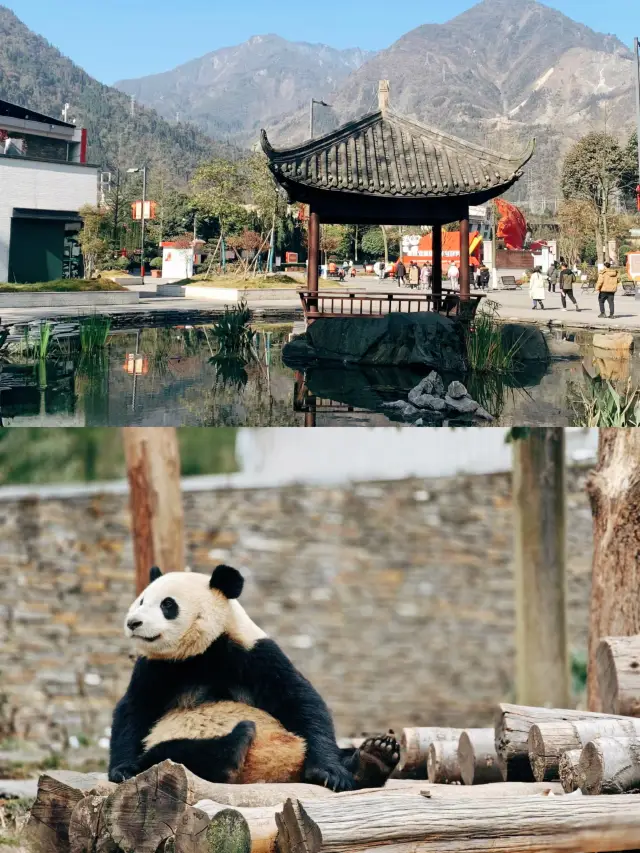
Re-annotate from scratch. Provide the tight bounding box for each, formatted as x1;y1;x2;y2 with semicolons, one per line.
210;565;244;599
149;566;163;583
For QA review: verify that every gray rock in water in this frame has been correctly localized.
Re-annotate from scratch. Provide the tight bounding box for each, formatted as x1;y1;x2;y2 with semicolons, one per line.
414;419;424;427
285;313;466;372
382;400;408;409
501;323;549;362
474;406;494;421
445;394;479;414
427;371;445;397
413;393;447;411
447;381;468;399
408;375;434;405
402;403;420;419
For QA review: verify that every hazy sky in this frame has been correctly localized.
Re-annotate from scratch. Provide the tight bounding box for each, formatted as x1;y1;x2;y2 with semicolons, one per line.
4;0;639;83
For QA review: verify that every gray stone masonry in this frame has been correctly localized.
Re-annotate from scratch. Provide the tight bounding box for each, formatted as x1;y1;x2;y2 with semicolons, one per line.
0;470;593;748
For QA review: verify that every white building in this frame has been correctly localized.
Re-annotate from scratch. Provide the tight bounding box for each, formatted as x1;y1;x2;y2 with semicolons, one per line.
0;99;98;283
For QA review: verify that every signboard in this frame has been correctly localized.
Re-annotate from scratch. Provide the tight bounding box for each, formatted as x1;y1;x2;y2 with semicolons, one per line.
162;246;194;281
285;252;299;264
131;201;156;221
627;252;640;282
469;205;488;219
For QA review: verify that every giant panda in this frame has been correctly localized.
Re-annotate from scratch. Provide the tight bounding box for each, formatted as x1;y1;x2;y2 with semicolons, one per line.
108;565;399;791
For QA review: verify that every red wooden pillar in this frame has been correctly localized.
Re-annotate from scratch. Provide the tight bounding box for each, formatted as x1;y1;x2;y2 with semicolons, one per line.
307;207;320;313
432;224;442;309
459;210;470;302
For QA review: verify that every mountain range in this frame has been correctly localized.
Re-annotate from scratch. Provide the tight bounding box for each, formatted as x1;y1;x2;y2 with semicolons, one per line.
1;0;637;202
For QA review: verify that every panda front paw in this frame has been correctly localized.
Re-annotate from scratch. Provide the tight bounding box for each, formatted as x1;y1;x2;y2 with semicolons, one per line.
304;763;355;792
108;763;139;783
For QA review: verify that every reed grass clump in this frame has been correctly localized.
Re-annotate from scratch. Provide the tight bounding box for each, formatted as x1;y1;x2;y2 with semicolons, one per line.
465;300;521;373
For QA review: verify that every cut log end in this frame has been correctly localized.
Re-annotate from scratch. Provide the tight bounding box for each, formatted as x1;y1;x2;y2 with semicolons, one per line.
458;730;503;786
203;809;251;853
427;740;462;785
558;749;582;794
528;724;552;783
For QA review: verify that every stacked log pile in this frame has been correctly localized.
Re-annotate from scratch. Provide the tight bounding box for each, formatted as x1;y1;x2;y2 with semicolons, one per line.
26;636;640;853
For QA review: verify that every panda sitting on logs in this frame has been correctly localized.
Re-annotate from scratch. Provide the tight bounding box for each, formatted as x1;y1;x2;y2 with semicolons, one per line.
108;565;399;791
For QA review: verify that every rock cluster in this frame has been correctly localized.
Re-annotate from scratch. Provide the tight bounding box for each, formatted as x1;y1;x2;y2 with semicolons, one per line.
383;372;493;424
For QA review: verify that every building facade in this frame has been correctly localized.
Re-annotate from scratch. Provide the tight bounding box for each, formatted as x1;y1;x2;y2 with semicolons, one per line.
0;99;98;283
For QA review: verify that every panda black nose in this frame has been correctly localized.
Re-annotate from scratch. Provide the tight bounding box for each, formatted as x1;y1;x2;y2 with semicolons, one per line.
127;619;142;631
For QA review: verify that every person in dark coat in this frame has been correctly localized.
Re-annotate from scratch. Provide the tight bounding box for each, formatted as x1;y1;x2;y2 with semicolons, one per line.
396;259;406;286
559;263;579;312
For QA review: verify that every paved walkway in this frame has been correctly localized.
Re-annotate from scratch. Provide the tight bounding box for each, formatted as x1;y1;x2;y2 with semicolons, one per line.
2;277;639;332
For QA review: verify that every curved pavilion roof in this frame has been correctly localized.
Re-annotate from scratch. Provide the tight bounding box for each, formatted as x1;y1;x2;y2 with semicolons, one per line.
261;108;535;225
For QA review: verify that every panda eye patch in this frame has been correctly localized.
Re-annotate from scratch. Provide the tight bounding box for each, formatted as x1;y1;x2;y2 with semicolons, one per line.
160;597;179;620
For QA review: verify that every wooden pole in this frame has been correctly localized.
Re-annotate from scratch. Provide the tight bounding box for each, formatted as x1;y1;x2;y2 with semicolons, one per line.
586;430;640;711
427;740;462;784
597;635;640;716
431;224;442;306
457;729;503;786
122;428;185;595
398;728;464;778
513;429;570;710
307;208;320;313
459;211;470;302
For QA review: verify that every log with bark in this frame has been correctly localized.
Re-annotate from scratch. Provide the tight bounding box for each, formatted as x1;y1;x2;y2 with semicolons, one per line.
457;729;503;785
579;736;640;795
586;429;640;712
528;717;640;782
426;740;462;784
597;636;640;717
27;770;116;853
276;790;640;853
398;728;464;778
558;749;583;793
494;702;628;781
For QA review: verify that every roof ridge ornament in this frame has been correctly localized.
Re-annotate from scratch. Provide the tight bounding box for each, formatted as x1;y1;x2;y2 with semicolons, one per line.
378;80;390;113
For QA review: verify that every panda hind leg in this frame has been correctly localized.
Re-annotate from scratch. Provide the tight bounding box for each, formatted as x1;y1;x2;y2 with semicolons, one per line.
139;720;256;783
343;732;400;789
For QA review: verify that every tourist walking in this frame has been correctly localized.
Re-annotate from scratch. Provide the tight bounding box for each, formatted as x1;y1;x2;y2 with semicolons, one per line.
478;264;490;290
559;263;579;312
408;261;420;288
374;260;385;281
396;259;407;286
420;263;430;289
447;262;459;290
529;266;547;310
548;262;559;293
596;262;620;318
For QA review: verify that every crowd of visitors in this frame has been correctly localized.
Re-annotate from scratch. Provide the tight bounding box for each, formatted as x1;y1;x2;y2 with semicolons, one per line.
529;259;622;318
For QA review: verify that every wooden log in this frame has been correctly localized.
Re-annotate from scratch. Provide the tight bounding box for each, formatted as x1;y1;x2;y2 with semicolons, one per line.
195;800;278;853
173;808;252;853
597;636;640;717
528;717;640;782
69;795;119;853
384;780;563;796
398;728;463;778
558;749;583;793
426;740;462;784
276;790;640;853
580;736;640;795
27;770;116;853
457;729;503;785
494;702;628;781
122;426;185;595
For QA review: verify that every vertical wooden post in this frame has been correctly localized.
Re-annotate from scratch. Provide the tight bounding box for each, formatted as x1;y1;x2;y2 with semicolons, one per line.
513;428;570;708
432;224;442;308
459;210;470;302
586;429;640;711
122;428;185;595
307;207;320;313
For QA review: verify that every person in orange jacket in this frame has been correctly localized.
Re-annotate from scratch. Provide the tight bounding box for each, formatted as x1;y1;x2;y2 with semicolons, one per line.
596;262;620;319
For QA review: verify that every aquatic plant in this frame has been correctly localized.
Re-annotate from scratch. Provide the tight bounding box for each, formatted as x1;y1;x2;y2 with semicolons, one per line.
80;316;112;353
211;299;255;356
570;378;640;427
20;321;53;359
210;353;250;390
465;300;521;374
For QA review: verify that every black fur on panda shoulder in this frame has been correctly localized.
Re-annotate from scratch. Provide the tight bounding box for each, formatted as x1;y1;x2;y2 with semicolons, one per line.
108;569;353;791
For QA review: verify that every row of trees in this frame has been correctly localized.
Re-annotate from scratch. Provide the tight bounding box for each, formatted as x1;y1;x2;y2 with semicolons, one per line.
560;131;639;265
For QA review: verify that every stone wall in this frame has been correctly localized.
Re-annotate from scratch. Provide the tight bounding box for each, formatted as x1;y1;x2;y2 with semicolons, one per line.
0;469;594;750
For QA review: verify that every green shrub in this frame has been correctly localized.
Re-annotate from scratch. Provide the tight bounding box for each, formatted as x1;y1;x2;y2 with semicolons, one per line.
80;316;112;353
114;256;131;271
150;257;163;270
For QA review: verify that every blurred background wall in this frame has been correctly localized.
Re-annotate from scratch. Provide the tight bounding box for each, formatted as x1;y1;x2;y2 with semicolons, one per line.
0;428;597;752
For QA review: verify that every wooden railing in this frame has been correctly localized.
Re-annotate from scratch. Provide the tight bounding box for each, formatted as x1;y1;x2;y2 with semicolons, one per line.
298;289;485;321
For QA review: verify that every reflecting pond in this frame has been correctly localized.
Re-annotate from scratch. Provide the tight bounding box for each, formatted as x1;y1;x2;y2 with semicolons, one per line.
1;322;639;427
